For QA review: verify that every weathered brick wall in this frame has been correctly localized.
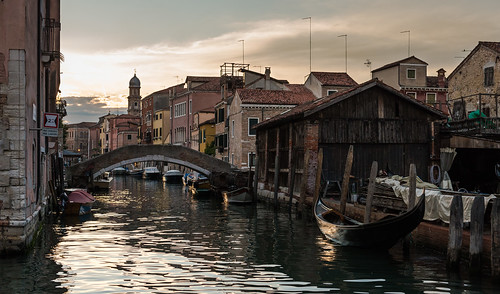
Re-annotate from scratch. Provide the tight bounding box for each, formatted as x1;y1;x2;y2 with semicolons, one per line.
448;47;500;114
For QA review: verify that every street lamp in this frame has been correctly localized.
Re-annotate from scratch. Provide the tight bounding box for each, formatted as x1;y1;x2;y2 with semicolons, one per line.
338;34;347;72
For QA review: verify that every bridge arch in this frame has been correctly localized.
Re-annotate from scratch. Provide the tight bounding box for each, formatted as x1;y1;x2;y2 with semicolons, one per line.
67;144;245;189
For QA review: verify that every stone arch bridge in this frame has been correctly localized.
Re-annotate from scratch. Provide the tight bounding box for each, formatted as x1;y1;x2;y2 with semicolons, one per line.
67;144;247;190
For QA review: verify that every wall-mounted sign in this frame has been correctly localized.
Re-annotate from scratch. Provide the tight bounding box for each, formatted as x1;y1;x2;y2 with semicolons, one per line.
42;112;59;137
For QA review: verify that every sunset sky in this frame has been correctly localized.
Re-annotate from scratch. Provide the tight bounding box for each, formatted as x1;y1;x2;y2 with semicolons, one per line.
60;0;500;123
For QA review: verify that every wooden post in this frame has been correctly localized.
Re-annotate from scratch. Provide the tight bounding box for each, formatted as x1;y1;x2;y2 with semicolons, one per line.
447;195;463;271
288;164;296;207
469;196;485;275
252;156;259;202
299;149;310;211
313;148;324;206
403;163;417;255
491;198;500;278
273;128;280;207
408;163;417;209
339;145;354;215
364;161;378;223
263;129;268;182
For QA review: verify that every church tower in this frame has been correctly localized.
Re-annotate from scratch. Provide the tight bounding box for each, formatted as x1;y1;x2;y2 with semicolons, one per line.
128;73;141;116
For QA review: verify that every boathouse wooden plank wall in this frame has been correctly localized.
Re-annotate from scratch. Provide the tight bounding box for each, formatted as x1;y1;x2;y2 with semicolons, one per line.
254;81;447;202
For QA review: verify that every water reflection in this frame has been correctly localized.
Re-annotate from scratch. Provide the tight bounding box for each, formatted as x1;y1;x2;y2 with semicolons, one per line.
0;175;496;293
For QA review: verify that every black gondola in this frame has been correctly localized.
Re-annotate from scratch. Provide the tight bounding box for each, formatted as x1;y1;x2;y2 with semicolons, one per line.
314;191;425;250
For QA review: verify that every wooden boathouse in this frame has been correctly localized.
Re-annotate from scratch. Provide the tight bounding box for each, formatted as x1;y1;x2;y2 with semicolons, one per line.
253;79;447;204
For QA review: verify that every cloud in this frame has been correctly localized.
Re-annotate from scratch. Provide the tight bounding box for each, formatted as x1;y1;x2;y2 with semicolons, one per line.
60;0;500;123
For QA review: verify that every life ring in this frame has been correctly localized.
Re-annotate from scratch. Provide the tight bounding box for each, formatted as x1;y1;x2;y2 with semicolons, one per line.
430;164;441;185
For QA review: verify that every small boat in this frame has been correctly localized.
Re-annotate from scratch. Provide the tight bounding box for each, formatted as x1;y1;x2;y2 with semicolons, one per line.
183;172;196;186
62;189;95;216
94;171;113;190
189;174;212;196
314;192;425;250
142;166;161;180
128;168;144;177
163;169;183;184
223;187;253;204
111;167;127;175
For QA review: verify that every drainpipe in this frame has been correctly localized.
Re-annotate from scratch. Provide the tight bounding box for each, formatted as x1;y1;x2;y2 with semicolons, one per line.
36;0;42;203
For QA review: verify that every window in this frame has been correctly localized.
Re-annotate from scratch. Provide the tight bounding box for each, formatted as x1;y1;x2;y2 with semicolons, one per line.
218;108;225;123
231;120;235;138
159;128;162;137
248;118;259;136
174;102;187;118
127;134;132;140
407;69;416;79
327;89;338;96
189;100;192;114
426;93;436;104
248;153;256;167
407;92;416;99
485;67;494;87
159;113;162;119
203;129;206;143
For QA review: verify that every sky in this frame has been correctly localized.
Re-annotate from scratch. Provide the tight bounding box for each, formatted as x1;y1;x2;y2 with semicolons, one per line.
60;0;500;124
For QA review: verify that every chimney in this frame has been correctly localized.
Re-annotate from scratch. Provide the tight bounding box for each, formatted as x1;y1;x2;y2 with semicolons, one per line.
437;68;446;88
265;67;271;90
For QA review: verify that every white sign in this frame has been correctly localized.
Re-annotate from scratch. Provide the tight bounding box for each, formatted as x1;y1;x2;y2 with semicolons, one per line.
42;112;60;137
43;113;59;128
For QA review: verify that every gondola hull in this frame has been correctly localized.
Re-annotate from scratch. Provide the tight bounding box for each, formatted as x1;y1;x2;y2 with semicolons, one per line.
314;194;425;249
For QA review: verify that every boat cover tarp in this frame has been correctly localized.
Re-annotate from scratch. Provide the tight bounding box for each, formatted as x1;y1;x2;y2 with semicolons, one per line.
377;176;495;223
68;190;95;204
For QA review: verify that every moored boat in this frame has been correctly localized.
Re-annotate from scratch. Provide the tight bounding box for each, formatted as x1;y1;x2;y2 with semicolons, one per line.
223;187;253;204
163;169;183;184
183;172;196;186
94;171;113;190
128;168;144;177
62;189;95;216
142;166;161;180
111;166;127;175
314;191;425;250
189;174;212;196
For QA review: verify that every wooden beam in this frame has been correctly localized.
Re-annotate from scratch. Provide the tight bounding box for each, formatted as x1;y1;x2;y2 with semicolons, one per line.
491;198;500;278
447;195;463;271
313;148;324;206
364;161;378;223
469;196;485;275
339;145;354;215
273;128;280;207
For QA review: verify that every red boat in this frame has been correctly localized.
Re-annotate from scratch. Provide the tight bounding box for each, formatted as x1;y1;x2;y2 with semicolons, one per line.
63;189;95;216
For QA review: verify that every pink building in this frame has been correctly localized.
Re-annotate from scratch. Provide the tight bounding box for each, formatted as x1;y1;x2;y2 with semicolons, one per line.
170;76;221;147
109;114;140;150
0;0;62;252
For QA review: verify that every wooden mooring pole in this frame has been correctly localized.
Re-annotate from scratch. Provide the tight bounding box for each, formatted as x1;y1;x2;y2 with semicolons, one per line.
491;197;500;278
364;161;378;223
403;164;417;255
469;196;485;275
339;145;354;215
447;195;463;271
313;148;323;206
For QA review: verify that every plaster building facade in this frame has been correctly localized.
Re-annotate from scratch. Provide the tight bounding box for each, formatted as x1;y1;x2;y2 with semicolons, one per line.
228;84;316;169
191;111;215;152
66;122;96;160
372;56;448;114
304;72;358;98
170;76;221;147
0;0;62;253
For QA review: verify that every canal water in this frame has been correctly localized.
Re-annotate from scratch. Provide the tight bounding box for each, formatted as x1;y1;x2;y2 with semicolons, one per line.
0;175;497;293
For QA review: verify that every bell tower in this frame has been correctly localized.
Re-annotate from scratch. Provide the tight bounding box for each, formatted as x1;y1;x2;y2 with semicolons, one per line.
128;72;141;116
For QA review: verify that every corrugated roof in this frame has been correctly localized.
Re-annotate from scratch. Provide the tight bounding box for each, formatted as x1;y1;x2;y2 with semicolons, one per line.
310;72;358;86
237;84;315;105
